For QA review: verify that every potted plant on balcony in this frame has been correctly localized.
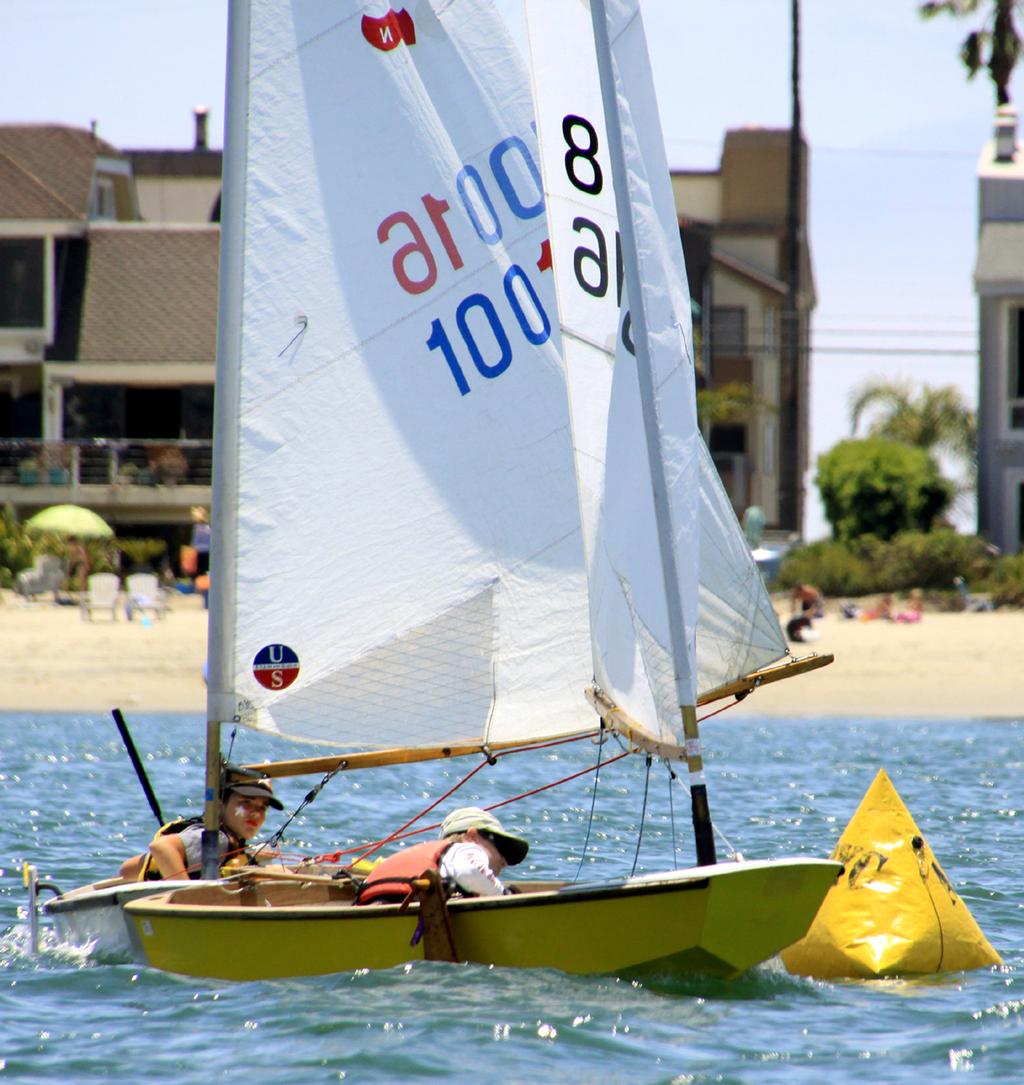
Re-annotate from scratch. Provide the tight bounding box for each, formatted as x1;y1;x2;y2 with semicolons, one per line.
42;443;72;485
117;462;139;486
18;457;40;486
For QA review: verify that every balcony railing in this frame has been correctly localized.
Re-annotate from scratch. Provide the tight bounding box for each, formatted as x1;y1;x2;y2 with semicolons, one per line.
0;439;213;489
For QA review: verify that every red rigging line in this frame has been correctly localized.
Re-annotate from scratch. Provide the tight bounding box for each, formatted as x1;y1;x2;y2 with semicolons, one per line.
306;702;743;868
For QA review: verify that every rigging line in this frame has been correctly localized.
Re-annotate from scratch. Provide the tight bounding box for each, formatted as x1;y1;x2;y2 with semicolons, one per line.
312;746;633;863
347;756;493;867
310;731;606;865
277;315;308;358
666;761;678;868
484;748;632;813
698;697;747;723
224;725;238;765
630;755;653;879
255;767;341;855
573;722;607;884
666;763;743;860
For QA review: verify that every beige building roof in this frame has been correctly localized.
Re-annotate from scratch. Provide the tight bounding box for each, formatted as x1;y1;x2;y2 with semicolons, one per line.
974;220;1024;289
77;225;219;362
0;124;121;220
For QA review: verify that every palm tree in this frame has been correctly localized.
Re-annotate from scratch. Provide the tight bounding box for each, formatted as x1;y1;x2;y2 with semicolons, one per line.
919;0;1022;106
849;379;976;467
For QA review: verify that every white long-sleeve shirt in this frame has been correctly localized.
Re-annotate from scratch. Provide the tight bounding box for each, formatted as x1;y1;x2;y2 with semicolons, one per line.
439;841;506;897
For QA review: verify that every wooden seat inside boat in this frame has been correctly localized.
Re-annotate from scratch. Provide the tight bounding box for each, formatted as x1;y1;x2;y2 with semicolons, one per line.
161;872;356;909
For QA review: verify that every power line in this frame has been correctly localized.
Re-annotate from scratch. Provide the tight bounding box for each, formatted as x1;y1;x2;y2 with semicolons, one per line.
666;136;978;162
811;346;977;357
813;327;977;338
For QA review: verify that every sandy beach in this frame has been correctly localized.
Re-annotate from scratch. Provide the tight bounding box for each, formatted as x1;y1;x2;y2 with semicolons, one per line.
1;589;1020;719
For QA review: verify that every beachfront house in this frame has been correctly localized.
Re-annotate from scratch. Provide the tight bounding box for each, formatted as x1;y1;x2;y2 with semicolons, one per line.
0;115;817;562
975;106;1024;556
672;128;816;539
0;115;219;558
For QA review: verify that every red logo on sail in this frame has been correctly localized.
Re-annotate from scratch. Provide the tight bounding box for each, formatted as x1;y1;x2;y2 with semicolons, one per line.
362;9;416;52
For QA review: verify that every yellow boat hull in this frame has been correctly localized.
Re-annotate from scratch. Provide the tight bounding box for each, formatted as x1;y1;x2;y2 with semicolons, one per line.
123;858;840;981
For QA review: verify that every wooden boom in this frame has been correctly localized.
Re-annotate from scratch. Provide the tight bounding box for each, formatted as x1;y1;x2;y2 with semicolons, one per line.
242;654;833;779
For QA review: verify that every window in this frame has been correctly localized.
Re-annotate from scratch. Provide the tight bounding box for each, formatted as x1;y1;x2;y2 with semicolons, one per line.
0;238;44;328
92;177;116;220
1010;308;1024;430
709;424;746;454
762;419;777;475
710;306;746;357
1018;481;1024;554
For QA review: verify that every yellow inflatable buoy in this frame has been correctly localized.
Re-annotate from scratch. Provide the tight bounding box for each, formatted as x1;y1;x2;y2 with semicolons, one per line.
781;767;1001;979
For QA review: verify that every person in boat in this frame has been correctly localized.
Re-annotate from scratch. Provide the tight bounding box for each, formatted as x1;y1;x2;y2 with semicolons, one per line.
118;775;284;881
357;806;529;905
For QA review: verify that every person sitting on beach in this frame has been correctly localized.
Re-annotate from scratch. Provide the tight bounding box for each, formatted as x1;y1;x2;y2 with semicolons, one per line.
356;806;529;905
118;775;284;881
895;589;924;624
785;614;819;643
791;583;824;619
859;594;893;622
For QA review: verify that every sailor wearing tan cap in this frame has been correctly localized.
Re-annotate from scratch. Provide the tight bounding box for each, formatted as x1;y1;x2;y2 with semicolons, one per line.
357;806;529;904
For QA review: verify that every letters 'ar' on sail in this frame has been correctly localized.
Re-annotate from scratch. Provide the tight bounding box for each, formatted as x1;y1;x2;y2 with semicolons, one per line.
523;0;788;746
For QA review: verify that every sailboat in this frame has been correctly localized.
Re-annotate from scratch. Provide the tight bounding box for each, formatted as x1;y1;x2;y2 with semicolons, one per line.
54;0;839;980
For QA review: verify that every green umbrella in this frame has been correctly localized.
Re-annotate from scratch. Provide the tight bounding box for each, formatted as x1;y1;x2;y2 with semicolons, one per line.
25;504;114;540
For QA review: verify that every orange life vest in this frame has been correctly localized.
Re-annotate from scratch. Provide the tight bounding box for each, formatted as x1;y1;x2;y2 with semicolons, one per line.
356;839;452;905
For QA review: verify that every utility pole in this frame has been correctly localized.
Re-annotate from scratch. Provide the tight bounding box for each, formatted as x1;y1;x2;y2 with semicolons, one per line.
778;0;804;533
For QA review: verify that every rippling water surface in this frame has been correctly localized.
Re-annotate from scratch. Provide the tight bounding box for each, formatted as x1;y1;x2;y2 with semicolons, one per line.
1;712;1020;1083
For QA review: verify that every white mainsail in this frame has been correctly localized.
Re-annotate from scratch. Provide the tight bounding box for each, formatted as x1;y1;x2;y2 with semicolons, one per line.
209;1;593;750
523;0;787;736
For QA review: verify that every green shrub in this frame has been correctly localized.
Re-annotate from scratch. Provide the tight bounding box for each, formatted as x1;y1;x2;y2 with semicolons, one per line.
115;537;167;570
871;531;995;593
816;437;953;542
987;553;1024;606
775;539;876;597
0;503;37;588
776;531;997;598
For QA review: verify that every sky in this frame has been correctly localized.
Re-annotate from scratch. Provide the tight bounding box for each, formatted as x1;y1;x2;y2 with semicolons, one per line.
5;0;1019;539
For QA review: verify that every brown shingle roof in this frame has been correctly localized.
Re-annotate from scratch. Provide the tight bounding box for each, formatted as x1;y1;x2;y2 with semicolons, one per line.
0;124;121;220
78;225;219;362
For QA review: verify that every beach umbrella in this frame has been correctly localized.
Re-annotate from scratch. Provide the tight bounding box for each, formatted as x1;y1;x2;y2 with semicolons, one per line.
25;504;113;539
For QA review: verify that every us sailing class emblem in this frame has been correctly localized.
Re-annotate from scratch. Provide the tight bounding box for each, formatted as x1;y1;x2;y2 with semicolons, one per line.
361;9;416;51
253;644;301;690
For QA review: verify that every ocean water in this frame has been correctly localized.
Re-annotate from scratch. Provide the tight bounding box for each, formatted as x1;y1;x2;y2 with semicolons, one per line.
1;712;1019;1084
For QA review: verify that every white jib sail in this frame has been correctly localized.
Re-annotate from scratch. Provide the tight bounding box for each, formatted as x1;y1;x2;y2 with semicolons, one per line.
209;1;594;750
523;0;787;734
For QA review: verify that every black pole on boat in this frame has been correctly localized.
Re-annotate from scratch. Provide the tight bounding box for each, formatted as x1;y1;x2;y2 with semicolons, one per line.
112;708;164;827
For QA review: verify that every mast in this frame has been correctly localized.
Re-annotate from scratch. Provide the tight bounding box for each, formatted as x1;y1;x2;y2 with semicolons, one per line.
201;0;251;878
588;0;715;865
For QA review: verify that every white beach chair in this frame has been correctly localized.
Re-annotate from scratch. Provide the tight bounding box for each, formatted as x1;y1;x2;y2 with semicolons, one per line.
81;573;120;621
15;554;65;602
124;572;167;621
